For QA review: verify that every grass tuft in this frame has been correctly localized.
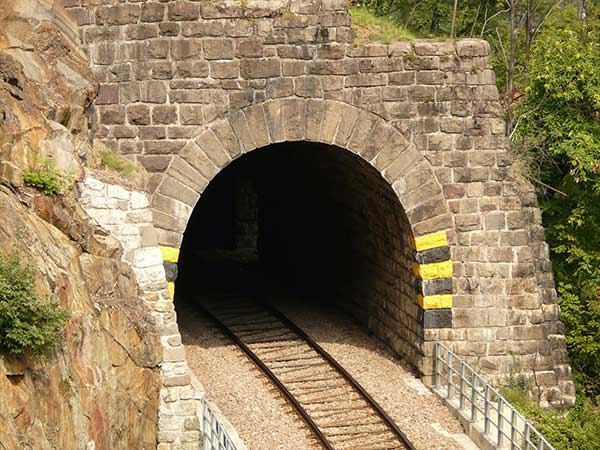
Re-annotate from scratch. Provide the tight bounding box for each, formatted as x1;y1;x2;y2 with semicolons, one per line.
350;6;414;44
99;147;136;178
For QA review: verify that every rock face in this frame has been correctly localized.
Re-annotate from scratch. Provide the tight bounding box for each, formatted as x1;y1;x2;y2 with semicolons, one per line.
0;189;161;450
0;1;163;449
0;0;97;186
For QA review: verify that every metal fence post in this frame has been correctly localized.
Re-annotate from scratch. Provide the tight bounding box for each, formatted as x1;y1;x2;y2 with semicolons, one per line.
471;374;477;421
510;409;517;450
434;342;440;388
484;384;490;434
498;397;504;447
459;361;466;409
446;350;453;399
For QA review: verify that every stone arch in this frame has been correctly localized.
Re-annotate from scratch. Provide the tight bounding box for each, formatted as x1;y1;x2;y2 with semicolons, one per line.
151;98;454;249
151;97;458;371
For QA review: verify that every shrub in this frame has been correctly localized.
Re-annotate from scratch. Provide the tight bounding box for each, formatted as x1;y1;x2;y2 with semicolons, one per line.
503;383;600;450
0;253;70;357
23;163;74;196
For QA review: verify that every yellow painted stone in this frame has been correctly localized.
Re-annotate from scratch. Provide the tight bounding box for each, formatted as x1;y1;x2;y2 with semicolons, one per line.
160;246;180;263
418;294;453;309
412;231;448;252
413;260;453;279
168;282;175;301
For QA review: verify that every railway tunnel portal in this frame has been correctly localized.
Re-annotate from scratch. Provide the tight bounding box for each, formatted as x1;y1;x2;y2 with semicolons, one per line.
176;139;426;367
58;0;576;447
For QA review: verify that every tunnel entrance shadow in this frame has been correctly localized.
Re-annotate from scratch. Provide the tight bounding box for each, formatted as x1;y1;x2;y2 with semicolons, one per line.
175;141;419;366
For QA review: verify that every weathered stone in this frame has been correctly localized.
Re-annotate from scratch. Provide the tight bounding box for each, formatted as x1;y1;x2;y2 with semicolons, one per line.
241;59;281;79
203;38;234;60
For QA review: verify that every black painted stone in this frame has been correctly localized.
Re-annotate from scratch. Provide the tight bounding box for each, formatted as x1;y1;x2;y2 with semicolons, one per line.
164;261;178;282
418;308;453;329
414;246;451;264
414;278;453;295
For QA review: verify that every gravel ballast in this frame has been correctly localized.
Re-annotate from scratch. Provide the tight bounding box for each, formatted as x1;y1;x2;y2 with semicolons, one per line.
178;294;479;450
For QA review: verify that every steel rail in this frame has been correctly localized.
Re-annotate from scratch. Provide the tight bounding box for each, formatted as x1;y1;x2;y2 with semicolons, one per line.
257;298;416;450
196;303;335;450
197;296;416;450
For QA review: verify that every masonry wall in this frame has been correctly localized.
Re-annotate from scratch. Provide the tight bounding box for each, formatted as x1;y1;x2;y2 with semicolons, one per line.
61;0;574;424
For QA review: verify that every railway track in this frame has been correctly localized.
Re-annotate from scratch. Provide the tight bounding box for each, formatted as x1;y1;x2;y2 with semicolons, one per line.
197;295;415;450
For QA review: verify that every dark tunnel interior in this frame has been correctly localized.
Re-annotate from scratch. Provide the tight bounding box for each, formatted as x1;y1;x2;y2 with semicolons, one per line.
175;141;420;354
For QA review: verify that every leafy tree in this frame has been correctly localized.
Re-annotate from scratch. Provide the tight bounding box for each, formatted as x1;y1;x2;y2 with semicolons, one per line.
515;4;600;399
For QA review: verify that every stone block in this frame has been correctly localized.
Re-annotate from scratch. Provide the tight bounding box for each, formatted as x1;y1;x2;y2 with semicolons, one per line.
169;39;201;60
96;5;140;26
203;39;234;60
195;129;230;168
152;106;178;125
264;100;284;143
419;308;452;329
345;111;377;153
282;98;306;141
158;22;180;36
457;39;490;57
210;61;240;79
211;119;243;158
100;106;126;125
179;105;203;126
294;76;323;98
345;73;387;87
182;21;224;37
241;59;281;79
266;77;294;99
236;39;264;58
167;2;200;21
228;111;256;153
243;104;271;149
168;157;207;193
127;24;159;41
141;3;166;22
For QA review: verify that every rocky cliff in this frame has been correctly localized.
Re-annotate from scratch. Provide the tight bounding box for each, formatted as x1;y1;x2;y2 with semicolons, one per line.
0;1;161;449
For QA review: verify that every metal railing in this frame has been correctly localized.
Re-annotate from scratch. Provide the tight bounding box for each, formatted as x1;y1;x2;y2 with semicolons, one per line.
434;341;555;450
201;398;239;450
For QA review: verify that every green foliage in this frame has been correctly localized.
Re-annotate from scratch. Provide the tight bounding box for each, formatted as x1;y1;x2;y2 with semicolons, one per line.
515;4;600;398
353;0;501;38
503;384;600;450
23;163;74;196
99;147;136;178
0;253;70;357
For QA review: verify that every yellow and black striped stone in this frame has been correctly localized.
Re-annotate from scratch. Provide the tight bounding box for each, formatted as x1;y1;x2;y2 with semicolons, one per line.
159;246;179;301
412;231;452;329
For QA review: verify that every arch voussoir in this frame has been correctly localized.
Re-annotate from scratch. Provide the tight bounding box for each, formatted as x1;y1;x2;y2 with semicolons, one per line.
372;132;411;171
346;110;379;155
179;141;220;182
152;98;453;247
264;99;285;143
282;98;307;142
359;121;395;162
305;99;325;142
211;119;243;160
195;129;230;168
331;102;361;149
228;110;256;154
242;104;271;149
